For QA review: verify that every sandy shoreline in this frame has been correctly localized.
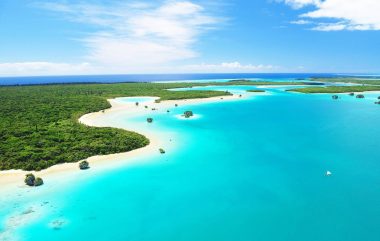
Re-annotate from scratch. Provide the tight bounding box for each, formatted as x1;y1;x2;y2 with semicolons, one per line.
0;93;245;192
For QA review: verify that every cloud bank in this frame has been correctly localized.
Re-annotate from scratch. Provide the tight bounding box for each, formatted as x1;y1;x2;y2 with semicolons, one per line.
40;1;219;69
283;0;380;31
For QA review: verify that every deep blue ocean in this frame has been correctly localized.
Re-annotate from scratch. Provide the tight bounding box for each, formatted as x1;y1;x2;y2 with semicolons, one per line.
0;73;352;85
1;82;379;241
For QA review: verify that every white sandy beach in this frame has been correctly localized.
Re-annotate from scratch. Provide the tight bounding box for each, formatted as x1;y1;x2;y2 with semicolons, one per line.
0;93;246;192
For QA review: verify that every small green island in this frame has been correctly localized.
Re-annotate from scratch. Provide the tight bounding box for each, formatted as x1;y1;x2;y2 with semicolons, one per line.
246;89;265;93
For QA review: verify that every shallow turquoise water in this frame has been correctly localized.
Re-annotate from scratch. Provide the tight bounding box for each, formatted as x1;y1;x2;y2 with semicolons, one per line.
1;86;380;241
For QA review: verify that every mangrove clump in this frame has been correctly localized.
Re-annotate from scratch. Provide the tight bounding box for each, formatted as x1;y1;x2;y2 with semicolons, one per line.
356;94;365;99
24;173;44;187
79;160;89;170
183;111;194;118
25;173;35;186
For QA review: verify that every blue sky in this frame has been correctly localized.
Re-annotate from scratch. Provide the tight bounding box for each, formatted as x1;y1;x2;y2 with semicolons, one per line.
1;0;380;76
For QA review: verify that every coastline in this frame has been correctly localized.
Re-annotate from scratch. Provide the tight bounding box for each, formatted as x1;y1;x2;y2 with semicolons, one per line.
0;93;245;192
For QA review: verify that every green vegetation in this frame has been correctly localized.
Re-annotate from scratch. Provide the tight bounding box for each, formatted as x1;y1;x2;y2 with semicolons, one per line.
79;160;89;170
183;111;194;118
289;85;380;94
159;148;165;154
311;77;380;85
247;89;265;93
24;173;43;186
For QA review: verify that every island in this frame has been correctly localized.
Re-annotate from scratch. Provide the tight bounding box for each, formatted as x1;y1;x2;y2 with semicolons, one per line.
0;79;374;172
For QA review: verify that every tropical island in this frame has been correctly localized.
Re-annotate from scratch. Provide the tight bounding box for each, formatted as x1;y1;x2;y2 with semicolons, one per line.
0;78;376;172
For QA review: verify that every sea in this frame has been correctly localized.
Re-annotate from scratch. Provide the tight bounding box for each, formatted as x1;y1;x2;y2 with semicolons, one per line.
0;75;379;241
0;73;377;86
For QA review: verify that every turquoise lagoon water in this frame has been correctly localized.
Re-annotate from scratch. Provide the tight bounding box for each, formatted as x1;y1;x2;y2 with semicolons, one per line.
1;86;380;241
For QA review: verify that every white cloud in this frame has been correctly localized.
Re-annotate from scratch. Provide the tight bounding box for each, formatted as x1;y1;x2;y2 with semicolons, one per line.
282;0;380;31
290;19;311;25
39;1;220;70
282;0;321;9
0;61;279;76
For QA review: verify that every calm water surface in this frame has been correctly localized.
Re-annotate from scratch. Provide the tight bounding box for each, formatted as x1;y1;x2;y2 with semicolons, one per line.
1;85;379;241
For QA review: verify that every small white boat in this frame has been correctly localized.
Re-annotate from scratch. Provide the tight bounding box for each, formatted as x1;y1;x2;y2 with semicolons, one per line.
326;171;332;176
